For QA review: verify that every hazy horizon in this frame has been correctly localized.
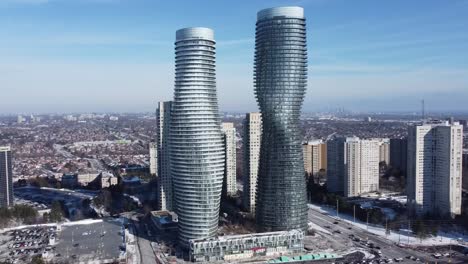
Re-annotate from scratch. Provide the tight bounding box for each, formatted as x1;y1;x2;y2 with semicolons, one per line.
1;0;468;114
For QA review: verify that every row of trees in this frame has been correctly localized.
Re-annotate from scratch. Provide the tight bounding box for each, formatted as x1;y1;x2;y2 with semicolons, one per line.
307;179;387;225
0;204;38;227
0;201;64;228
92;184;140;215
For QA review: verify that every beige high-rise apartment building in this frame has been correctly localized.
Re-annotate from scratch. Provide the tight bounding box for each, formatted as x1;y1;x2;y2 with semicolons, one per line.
156;101;173;211
302;140;327;179
376;138;390;166
243;112;261;213
327;137;379;197
222;122;237;197
407;121;463;217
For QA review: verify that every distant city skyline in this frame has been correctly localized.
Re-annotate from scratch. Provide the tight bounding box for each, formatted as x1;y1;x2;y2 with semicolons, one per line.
1;0;468;113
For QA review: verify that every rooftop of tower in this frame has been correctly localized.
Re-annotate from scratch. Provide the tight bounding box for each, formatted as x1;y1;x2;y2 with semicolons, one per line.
0;146;11;151
176;27;214;41
257;6;304;21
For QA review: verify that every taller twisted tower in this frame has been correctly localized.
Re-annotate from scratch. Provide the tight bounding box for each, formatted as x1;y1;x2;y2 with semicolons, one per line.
254;7;308;231
170;27;225;245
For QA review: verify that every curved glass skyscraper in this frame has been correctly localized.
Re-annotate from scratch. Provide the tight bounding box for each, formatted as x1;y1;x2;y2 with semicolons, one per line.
254;7;308;231
171;27;225;245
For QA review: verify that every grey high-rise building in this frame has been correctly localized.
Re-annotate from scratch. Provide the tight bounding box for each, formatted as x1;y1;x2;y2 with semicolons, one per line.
327;137;346;194
254;6;308;232
0;146;13;208
156;101;173;211
390;138;407;175
170;27;225;245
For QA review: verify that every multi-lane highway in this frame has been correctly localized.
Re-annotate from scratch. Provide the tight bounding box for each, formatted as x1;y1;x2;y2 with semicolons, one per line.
308;205;466;263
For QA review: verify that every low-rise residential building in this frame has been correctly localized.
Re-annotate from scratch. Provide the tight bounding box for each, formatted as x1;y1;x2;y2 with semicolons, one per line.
150;210;178;231
61;173;78;188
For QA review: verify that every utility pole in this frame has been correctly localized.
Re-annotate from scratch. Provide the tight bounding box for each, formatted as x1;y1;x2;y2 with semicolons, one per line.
366;211;369;231
398;225;401;245
353;204;356;223
336;198;339;217
385;218;389;236
449;239;452;263
407;220;410;246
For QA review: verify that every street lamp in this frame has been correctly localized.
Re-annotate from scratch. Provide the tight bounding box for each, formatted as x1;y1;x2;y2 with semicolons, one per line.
336;198;339;218
353;204;356;223
366;210;369;231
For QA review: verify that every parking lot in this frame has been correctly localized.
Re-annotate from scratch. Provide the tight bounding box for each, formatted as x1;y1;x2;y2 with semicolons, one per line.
0;226;57;263
54;219;125;263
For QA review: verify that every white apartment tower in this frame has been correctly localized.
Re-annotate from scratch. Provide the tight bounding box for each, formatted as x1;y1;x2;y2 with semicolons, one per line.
344;138;380;197
170;28;225;245
243;112;262;213
221;122;237;197
328;137;380;197
149;142;157;175
407;121;463;217
156;101;173;211
0;146;13;208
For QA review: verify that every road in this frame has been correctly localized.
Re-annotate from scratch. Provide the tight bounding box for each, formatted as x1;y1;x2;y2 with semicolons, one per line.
129;215;158;264
308;205;461;263
53;144;74;159
86;158;106;171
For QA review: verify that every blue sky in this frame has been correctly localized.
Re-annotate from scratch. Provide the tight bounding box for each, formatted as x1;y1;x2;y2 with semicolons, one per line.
1;0;468;114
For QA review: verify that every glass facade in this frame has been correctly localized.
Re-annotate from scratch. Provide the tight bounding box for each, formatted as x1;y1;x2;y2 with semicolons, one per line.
170;27;225;246
254;7;308;231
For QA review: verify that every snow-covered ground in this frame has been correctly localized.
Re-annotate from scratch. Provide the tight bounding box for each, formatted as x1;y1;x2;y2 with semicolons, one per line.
308;203;468;246
0;218;104;233
123;193;142;207
308;221;331;235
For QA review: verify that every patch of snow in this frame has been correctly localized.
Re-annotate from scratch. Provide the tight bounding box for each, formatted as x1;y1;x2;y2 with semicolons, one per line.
309;203;468;247
308;221;331;235
123;193;142;206
0;218;104;233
